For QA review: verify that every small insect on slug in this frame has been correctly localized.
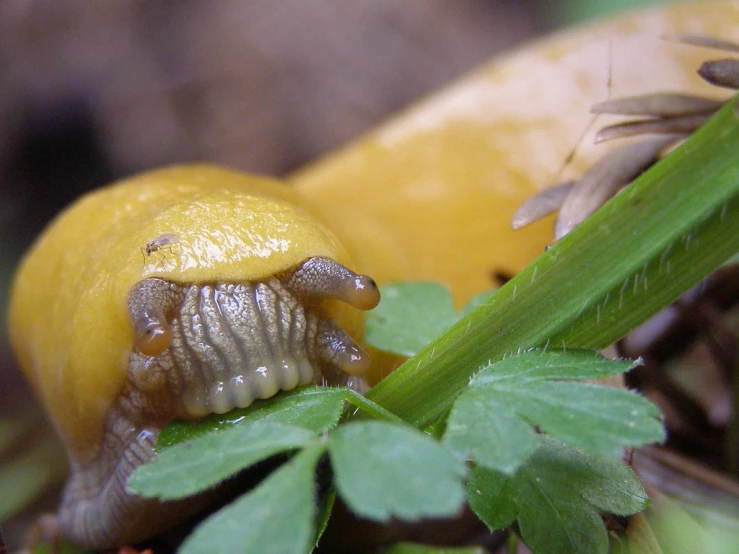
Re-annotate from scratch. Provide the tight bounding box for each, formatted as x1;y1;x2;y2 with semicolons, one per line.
140;232;180;267
8;165;380;550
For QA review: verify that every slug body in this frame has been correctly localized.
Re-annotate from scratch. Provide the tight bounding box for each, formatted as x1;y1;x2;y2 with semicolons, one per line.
8;166;379;549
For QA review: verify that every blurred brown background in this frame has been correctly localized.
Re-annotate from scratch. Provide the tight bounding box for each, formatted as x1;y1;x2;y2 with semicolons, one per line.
0;0;546;256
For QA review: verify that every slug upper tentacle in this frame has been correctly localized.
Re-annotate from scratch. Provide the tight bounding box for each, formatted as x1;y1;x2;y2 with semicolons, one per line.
280;256;380;310
128;278;183;358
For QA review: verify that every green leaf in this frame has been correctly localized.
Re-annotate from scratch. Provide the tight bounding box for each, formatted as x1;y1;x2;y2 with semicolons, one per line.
384;543;489;554
314;488;336;548
468;437;648;554
180;445;324;554
465;464;518;531
517;479;607;554
364;283;497;358
470;349;639;384
127;422;318;500
444;389;536;474
443;350;661;471
458;290;496;319
512;382;662;457
343;389;409;425
157;386;346;448
470;350;662;460
328;421;467;521
365;282;457;356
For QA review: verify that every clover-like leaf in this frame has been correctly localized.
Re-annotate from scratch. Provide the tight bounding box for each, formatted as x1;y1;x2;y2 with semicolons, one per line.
328;421;467;521
365;283;496;357
365;282;457;356
444;349;662;473
468;436;648;554
128;422;318;500
444;389;536;475
157;386;347;448
180;445;324;554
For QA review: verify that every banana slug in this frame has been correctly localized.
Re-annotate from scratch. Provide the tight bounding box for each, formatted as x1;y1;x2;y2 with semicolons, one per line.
9;2;739;550
8;165;380;549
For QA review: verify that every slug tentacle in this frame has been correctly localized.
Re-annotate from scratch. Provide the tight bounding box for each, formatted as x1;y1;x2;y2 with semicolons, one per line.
316;317;372;378
281;256;380;311
128;278;184;358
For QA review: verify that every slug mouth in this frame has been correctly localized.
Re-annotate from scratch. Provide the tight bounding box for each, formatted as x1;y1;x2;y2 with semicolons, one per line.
125;257;379;419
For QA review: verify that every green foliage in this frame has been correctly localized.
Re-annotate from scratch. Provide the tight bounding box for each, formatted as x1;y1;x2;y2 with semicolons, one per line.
446;390;537;475
127;294;658;553
368;284;663;472
444;350;663;473
468;437;648;554
328;421;467;521
129;386;471;553
365;283;496;358
157;386;348;448
127;422;318;500
365;282;459;356
129;346;653;552
179;445;324;554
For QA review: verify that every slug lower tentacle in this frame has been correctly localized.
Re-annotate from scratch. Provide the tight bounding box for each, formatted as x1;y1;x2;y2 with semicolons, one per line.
129;278;182;358
280;256;381;311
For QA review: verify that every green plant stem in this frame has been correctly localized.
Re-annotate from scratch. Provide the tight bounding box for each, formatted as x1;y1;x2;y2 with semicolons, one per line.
365;96;739;429
506;530;519;554
342;390;409;426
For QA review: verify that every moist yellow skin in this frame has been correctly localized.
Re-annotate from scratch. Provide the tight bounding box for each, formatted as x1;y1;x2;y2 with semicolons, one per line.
8;165;357;463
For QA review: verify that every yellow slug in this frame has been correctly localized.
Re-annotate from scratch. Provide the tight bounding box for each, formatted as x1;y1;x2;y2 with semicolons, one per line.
8;1;739;550
9;166;380;548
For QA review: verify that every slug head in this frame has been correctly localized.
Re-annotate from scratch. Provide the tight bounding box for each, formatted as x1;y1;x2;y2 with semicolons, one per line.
125;257;379;420
8;165;369;461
